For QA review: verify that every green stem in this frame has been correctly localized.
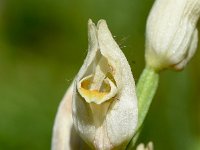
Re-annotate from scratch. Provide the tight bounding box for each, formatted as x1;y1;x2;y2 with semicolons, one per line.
127;66;159;149
137;67;159;128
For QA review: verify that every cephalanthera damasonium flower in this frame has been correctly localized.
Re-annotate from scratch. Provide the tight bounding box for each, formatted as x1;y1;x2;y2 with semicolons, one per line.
72;19;138;150
145;0;200;71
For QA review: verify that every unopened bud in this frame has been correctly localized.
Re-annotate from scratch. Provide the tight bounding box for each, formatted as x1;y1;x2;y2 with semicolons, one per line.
145;0;200;71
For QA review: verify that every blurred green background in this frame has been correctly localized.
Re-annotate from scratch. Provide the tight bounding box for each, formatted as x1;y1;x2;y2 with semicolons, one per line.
0;0;199;149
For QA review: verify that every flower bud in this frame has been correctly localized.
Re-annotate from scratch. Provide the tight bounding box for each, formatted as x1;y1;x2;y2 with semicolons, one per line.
72;19;138;149
145;0;200;71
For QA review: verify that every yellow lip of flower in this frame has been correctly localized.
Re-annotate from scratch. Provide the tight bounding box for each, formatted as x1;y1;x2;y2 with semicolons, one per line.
79;88;107;101
78;74;117;104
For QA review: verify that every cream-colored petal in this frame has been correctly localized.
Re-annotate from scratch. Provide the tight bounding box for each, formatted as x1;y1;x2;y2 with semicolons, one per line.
77;19;100;80
174;29;198;70
52;83;92;150
51;83;84;150
97;20;138;148
51;83;73;150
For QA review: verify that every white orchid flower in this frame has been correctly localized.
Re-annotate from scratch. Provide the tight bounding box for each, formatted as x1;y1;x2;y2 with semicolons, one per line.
145;0;200;71
72;19;138;150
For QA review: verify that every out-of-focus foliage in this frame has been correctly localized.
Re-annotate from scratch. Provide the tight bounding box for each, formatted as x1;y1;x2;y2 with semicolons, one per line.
0;0;199;150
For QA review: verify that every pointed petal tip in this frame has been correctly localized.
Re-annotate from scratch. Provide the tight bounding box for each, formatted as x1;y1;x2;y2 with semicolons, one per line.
97;19;113;40
88;18;93;25
87;19;98;50
88;19;95;28
97;19;107;24
97;19;108;29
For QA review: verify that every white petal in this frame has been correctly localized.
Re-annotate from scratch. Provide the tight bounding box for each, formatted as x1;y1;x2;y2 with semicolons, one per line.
52;83;91;150
97;20;138;148
174;29;198;70
72;20;99;148
51;83;74;150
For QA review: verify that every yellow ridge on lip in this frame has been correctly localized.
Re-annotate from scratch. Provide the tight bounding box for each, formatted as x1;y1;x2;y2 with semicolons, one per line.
79;88;108;101
78;74;112;102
